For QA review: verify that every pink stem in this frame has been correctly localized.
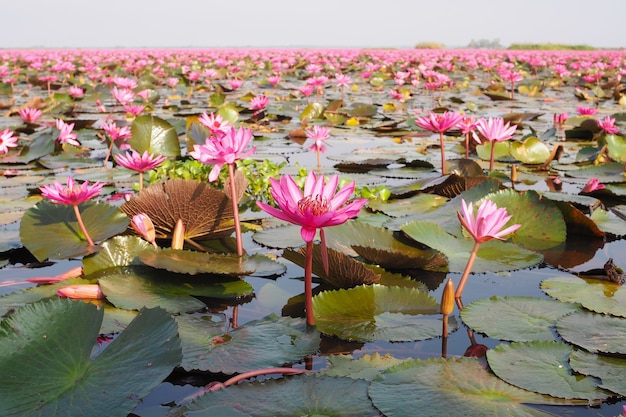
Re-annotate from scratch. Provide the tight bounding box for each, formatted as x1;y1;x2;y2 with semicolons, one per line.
227;163;243;256
73;204;95;246
439;131;447;175
103;137;115;167
455;240;481;301
205;368;308;393
489;141;496;171
304;240;315;326
464;132;470;159
138;171;144;191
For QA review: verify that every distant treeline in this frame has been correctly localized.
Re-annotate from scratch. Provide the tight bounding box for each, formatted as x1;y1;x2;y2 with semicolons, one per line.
507;43;596;50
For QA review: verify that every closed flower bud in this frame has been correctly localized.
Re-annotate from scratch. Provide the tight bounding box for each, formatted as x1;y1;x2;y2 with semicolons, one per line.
440;278;455;316
57;284;104;299
131;213;156;246
172;218;185;250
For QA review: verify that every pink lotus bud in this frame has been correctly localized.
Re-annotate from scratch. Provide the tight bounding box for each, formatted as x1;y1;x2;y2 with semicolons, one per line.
57;284;104;299
131;213;157;247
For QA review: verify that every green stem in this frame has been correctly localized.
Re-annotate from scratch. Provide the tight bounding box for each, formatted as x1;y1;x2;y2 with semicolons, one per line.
304;240;315;326
439;131;447;175
73;204;95;246
455;240;481;301
227;163;243;256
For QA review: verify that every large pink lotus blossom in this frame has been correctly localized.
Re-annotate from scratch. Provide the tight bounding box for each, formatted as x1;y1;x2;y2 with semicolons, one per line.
190;126;256;182
40;177;105;246
455;198;521;301
249;95;269;113
414;111;464;175
475;117;517;171
17;107;42;124
111;86;135;105
256;171;367;243
198;112;231;136
597;115;620;135
55;119;81;147
0;128;19;154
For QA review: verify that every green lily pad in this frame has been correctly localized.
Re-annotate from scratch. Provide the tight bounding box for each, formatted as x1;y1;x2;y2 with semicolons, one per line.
486;341;608;401
368;357;586;417
569;349;626;397
476;141;511;162
604;134;626;162
82;235;153;276
185;375;378;417
19;200;130;261
366;192;447;218
460;296;581;342
177;313;320;373
321;353;407;381
556;310;626;354
590;208;626;237
487;189;566;250
299;102;325;121
312;284;454;342
0;299;181;417
541;275;626;318
99;266;253;313
129;114;181;157
401;221;543;273
510;136;551;164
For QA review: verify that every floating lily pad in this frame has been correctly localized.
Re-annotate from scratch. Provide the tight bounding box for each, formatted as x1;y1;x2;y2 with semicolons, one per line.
177;313;319;373
368;357;585;417
19;200;130;261
590;208;626;237
460;296;581;342
185;375;378;417
541;275;626;318
0;299;181;417
82;235;153;275
556;310;626;354
252;223;306;249
321;353;407;381
312;284;453;342
486;341;608;401
99;266;254;313
569;349;626;397
129;114;181;157
401;221;543;273
510;136;551;164
476;141;511;162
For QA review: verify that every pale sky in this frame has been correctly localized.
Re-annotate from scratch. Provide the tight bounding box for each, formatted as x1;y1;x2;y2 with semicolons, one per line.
1;0;625;49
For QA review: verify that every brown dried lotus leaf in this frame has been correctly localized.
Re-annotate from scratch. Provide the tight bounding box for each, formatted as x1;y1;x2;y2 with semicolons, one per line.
283;245;380;289
121;178;234;240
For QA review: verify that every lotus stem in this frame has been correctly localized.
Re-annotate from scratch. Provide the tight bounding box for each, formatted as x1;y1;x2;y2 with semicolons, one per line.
489;142;496;171
138;171;144;191
205;368;308;393
464;132;470;159
455;241;481;303
103;137;115;167
304;240;315;326
227;163;244;257
73;204;95;246
439;131;447;175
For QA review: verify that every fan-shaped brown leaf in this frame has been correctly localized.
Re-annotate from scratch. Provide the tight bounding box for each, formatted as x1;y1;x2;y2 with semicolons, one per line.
283;245;380;289
120;179;234;241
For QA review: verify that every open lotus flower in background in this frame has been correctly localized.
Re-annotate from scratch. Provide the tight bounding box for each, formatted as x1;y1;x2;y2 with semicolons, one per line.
577;106;598;116
0;128;19;154
455;198;521;303
414;111;464;175
475;117;517;171
459;115;479;158
256;171;368;325
305;125;331;169
55;118;81;147
114;149;167;190
249;95;269;115
39;176;105;246
101;120;133;166
17;107;42;124
597;115;620;135
198;111;231;136
190;126;257;256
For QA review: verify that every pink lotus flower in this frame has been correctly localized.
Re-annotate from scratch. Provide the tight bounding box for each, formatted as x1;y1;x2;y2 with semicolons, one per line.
40;177;105;246
455;198;521;301
111;86;135;105
458;199;521;244
580;178;605;193
414;111;464;175
190;126;256;182
229;79;243;90
267;75;281;87
597;115;620;135
68;85;84;98
115;149;167;190
305;125;331;153
55;119;81;147
250;95;269;113
475;117;517;171
459;115;479;158
198;112;231;136
57;284;104;299
17;107;42;124
577;106;598;116
553;113;569;127
256;171;368;325
256;171;367;243
0;128;19;154
123;104;145;117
